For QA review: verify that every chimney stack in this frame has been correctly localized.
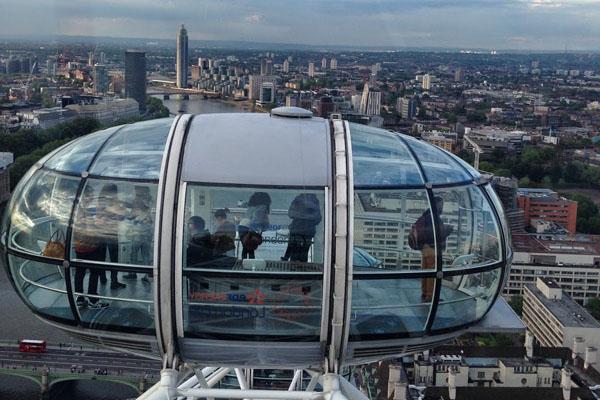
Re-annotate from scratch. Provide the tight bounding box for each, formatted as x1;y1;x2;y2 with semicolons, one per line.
448;368;457;400
525;331;534;359
561;368;572;400
572;337;584;361
584;347;597;370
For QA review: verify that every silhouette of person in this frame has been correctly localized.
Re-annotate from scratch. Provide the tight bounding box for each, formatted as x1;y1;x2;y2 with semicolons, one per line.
238;192;271;259
281;194;322;262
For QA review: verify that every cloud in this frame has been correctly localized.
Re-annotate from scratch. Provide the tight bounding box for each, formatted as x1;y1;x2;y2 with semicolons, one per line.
243;14;264;24
1;0;600;49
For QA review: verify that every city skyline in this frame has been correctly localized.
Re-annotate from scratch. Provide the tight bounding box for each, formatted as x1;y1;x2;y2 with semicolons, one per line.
1;1;600;51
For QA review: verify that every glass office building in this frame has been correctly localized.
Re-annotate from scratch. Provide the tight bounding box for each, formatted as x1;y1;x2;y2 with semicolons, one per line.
0;108;511;367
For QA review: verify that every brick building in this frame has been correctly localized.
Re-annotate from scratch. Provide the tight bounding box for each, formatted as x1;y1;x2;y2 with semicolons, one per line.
517;188;577;233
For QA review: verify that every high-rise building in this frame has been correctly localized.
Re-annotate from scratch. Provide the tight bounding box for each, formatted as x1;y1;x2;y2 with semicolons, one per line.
359;83;381;116
308;62;315;78
176;24;189;88
330;58;337;70
398;96;417;120
422;74;434;90
258;82;275;106
191;65;201;81
260;59;267;75
99;51;106;64
88;52;94;66
248;75;276;100
454;67;464;82
125;50;147;112
321;57;327;70
93;64;108;94
282;59;290;73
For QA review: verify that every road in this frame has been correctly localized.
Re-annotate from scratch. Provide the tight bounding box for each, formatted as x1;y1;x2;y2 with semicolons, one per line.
0;344;161;377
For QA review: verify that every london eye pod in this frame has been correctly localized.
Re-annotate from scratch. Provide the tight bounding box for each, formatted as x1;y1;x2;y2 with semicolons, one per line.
0;108;512;371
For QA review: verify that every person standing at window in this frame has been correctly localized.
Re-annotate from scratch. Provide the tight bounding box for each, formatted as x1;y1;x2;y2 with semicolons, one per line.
96;183;126;290
238;192;271;259
409;196;453;302
281;194;321;262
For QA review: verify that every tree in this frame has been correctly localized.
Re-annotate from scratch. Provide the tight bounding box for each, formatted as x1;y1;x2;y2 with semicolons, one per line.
585;297;600;321
509;295;523;317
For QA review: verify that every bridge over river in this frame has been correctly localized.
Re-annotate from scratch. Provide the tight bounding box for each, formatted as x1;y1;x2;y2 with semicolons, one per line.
0;342;161;396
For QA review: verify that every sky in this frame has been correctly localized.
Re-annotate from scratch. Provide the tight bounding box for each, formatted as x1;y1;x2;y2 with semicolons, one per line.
1;0;600;50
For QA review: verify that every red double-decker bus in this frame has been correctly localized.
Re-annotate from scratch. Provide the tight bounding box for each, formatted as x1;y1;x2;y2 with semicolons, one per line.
19;339;47;353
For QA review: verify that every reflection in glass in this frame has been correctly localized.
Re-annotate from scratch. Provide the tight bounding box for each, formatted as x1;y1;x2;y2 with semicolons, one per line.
44;127;117;174
89;118;172;179
403;136;472;184
350;123;423;187
433;186;501;270
184;275;321;337
350;279;433;335
71;180;157;268
353;190;433;271
9;255;75;322
183;185;325;339
71;266;154;333
9;170;79;258
432;268;501;330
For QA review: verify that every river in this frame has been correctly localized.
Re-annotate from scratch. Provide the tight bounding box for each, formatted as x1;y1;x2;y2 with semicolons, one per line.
0;95;243;399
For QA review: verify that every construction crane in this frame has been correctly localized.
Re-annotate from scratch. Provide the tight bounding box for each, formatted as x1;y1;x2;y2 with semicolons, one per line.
463;134;483;170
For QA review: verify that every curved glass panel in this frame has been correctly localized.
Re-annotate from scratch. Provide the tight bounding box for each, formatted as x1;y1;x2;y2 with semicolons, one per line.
89;118;173;179
432;186;502;270
70;265;154;333
350;278;434;336
9;170;79;258
71;179;158;268
442;147;481;180
432;267;502;330
402;136;472;185
353;189;434;272
182;184;325;339
484;184;512;259
8;254;75;323
349;123;423;187
44;127;118;174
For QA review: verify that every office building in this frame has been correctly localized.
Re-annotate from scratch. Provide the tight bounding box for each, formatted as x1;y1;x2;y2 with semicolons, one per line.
506;233;600;304
19;107;77;130
308;62;315;78
191;65;201;81
523;277;600;350
93;64;108;94
359;83;381;116
282;59;290;73
422;131;457;152
330;58;337;70
176;24;189;88
398;96;417;120
454;67;465;82
66;98;140;124
517;188;577;233
248;75;276;100
257;82;275;106
321;57;327;70
124;50;147;112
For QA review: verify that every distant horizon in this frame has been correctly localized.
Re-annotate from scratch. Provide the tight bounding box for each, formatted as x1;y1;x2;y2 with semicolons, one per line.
1;33;598;55
1;1;600;52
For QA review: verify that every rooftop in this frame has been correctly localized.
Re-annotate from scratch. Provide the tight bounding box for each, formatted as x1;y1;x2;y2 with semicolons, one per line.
512;233;600;255
525;283;600;329
423;387;595;400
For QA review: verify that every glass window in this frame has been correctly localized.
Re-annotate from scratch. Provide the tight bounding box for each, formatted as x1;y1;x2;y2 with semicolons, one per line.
350;278;434;336
71;179;158;267
403;136;472;185
9;170;79;258
353;189;434;272
350;123;424;187
431;267;502;330
432;186;502;270
89;118;172;180
8;254;75;323
485;184;511;259
70;265;154;333
44;126;117;174
182;185;325;339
